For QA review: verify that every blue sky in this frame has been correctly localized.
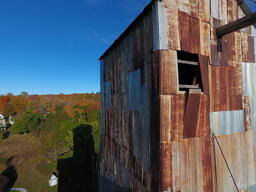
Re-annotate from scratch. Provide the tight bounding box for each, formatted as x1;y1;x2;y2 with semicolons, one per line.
0;0;151;95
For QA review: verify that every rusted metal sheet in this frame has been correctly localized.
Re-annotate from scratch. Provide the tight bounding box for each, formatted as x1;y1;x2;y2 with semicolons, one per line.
210;66;243;112
167;10;181;50
179;0;190;13
219;0;228;24
159;142;172;191
99;0;256;191
210;39;229;66
241;34;255;63
199;55;209;94
244;96;251;131
227;32;242;63
172;137;214;192
159;94;185;142
200;21;211;56
190;0;199;17
184;93;210;138
179;11;201;54
159;50;178;95
227;0;239;22
210;110;245;136
199;0;210;22
179;11;191;52
152;50;178;95
99;6;154;191
242;62;256;128
214;129;256;192
183;93;201;138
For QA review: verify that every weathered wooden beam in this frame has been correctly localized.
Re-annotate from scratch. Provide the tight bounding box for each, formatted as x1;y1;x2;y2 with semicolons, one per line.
178;59;198;66
216;12;256;37
179;84;200;89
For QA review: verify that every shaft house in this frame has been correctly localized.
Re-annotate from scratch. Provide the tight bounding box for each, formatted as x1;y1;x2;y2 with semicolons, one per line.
99;0;256;191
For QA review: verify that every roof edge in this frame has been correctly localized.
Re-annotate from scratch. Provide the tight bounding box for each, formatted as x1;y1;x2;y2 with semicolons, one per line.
99;0;159;60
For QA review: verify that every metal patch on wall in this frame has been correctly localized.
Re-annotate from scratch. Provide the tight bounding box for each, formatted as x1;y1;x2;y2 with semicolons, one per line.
105;81;112;109
242;62;256;128
210;110;244;136
248;184;256;192
128;69;141;111
152;0;168;50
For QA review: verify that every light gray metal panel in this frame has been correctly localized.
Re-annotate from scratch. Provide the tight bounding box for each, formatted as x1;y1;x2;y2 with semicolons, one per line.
128;69;141;111
242;63;256;128
211;0;219;19
210;110;245;136
248;184;256;192
105;81;111;109
128;69;150;169
152;0;168;50
242;63;256;97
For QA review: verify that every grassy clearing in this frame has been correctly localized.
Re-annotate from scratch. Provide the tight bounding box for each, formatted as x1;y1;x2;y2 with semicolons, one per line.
0;134;58;192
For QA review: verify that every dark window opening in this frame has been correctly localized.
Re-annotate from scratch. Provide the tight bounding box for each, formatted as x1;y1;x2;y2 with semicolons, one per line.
177;51;203;92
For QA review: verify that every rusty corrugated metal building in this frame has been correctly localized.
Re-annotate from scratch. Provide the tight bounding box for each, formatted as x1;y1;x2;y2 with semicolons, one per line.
99;0;256;191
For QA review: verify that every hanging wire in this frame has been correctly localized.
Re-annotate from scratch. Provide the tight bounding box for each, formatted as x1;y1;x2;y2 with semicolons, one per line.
211;132;240;192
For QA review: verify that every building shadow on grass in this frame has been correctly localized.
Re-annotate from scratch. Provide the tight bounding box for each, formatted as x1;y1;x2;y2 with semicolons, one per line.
0;157;18;191
57;124;97;192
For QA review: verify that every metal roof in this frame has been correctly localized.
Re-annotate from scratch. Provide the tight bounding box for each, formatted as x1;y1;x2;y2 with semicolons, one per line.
99;0;158;60
99;0;252;60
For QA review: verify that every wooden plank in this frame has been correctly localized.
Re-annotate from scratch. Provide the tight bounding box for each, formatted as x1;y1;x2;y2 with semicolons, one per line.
216;12;256;37
179;84;200;89
178;59;198;65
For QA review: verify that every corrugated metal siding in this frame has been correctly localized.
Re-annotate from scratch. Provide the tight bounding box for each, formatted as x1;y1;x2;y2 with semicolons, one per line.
242;62;256;128
210;65;243;112
100;0;256;191
105;81;111;109
214;129;256;191
210;110;245;136
99;6;153;191
128;70;141;111
152;1;168;50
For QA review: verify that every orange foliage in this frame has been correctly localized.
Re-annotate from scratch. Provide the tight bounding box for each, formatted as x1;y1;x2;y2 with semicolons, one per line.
0;93;100;117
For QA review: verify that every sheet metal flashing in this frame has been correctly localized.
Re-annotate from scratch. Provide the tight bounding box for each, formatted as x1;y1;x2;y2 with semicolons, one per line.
210;110;245;136
99;0;160;60
152;0;168;50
